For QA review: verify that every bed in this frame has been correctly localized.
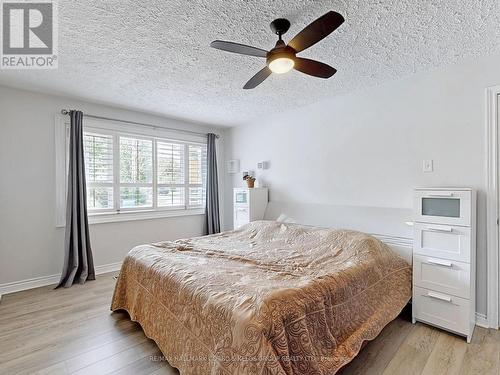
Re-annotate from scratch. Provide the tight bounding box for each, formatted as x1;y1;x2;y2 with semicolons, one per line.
111;220;411;374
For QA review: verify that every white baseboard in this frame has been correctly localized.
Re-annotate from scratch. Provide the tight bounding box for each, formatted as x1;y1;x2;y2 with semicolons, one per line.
95;261;123;275
0;261;122;299
475;312;489;328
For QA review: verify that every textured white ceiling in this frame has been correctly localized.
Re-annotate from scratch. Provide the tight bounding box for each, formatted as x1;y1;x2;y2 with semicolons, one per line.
1;0;499;126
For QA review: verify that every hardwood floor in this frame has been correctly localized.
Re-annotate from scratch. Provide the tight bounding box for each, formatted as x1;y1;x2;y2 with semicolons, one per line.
0;272;498;375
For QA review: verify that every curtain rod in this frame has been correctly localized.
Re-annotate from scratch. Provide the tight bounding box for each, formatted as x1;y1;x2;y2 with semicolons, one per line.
60;110;219;138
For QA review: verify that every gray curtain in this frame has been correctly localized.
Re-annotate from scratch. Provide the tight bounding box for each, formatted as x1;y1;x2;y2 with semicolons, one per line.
205;133;220;234
56;110;95;288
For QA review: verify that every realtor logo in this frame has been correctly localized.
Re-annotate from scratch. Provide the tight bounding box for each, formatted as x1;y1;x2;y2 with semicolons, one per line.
1;0;58;69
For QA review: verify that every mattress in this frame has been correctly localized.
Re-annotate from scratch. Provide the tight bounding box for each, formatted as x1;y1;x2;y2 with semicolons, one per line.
111;220;411;374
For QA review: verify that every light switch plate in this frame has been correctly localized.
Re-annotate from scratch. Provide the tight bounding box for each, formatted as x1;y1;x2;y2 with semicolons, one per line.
226;159;240;174
423;159;433;172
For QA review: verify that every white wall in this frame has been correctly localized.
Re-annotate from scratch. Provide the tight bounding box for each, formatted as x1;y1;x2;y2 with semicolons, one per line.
224;54;500;316
0;85;225;287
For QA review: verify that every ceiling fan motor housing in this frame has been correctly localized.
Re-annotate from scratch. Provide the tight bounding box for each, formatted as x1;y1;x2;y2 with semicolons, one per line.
266;45;296;65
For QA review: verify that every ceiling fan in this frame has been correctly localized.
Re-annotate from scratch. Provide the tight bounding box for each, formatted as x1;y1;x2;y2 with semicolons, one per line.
210;11;345;89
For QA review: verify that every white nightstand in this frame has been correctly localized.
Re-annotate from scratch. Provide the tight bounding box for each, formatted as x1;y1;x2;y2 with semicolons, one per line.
233;188;268;229
412;188;476;343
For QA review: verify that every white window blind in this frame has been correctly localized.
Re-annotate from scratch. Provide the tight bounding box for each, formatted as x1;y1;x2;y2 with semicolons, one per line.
157;141;185;208
81;126;207;216
119;137;153;209
84;132;114;210
188;144;207;207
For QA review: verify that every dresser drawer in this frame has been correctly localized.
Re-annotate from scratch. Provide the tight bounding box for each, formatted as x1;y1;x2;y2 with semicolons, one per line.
234;206;249;220
413;286;470;336
414;189;471;226
413;255;470;298
234;189;248;205
413;222;470;262
234;207;249;229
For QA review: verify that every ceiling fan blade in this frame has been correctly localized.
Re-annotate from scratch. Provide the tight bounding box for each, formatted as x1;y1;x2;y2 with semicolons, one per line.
243;66;272;89
294;58;337;78
288;11;344;53
210;40;268;58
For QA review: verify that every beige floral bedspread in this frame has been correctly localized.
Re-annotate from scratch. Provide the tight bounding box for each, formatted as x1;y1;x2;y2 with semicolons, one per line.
111;220;411;375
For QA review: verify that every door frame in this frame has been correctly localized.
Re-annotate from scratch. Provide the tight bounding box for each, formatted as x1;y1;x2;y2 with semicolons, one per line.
485;84;500;329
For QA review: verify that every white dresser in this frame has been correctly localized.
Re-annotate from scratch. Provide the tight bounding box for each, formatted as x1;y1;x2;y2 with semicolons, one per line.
233;188;268;229
412;188;476;342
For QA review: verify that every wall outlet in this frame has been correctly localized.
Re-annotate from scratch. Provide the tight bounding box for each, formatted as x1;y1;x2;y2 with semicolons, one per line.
423;159;433;173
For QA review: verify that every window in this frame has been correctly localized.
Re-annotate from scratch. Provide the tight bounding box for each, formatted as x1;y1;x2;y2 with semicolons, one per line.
55;116;210;225
81;127;207;216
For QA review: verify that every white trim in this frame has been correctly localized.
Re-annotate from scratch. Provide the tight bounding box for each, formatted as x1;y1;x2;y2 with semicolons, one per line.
373;234;413;248
486;85;500;329
87;208;204;225
94;261;123;275
476;312;489;328
0;262;123;299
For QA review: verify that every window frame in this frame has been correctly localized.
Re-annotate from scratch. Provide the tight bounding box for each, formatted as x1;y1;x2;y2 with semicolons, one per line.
55;115;208;226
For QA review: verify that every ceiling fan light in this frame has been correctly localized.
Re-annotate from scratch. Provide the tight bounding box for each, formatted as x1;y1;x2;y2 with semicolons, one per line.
268;57;294;74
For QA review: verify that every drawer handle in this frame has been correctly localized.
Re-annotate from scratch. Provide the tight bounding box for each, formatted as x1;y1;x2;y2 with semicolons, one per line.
425;225;453;233
426;193;454;197
426;291;452;303
426;258;453;267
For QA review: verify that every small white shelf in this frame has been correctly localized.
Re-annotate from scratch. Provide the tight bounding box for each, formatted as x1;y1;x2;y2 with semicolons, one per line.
233;188;268;229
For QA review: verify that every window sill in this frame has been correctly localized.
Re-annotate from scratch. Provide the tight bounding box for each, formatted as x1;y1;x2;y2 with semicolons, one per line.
88;208;205;225
56;208;205;227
